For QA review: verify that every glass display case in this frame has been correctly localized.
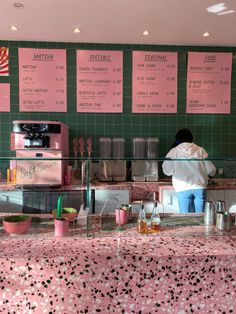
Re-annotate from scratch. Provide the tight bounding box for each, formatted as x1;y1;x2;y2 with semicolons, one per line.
0;156;236;237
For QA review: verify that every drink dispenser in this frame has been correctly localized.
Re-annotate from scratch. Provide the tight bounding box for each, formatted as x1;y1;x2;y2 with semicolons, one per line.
145;138;159;181
131;137;159;181
113;138;126;181
99;137;112;158
99;137;112;181
147;138;159;159
113;137;125;159
131;138;146;181
133;138;145;158
99;137;127;182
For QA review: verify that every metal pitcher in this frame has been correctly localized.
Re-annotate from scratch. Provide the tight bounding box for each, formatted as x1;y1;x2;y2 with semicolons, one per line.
216;200;226;213
204;201;216;225
216;212;231;231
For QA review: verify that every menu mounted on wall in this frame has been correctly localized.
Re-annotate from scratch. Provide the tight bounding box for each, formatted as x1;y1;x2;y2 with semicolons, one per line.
132;51;178;113
0;83;10;111
19;48;67;112
186;52;232;114
77;50;123;113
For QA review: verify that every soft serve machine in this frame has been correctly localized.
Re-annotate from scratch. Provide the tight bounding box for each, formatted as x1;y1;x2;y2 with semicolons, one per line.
131;137;159;181
11;120;69;186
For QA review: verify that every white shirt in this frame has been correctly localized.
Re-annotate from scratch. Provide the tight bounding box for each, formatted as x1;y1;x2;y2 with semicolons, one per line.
162;142;216;192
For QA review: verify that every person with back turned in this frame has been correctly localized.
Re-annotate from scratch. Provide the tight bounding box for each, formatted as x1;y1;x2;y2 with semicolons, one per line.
162;128;216;213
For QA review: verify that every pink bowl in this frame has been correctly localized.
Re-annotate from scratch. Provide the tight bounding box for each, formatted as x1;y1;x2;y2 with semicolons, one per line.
3;216;31;235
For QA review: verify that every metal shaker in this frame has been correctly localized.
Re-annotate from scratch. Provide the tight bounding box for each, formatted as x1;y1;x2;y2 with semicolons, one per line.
204;201;216;225
216;212;231;231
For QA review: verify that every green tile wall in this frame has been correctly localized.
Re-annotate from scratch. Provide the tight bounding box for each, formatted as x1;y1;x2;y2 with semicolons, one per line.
1;40;236;160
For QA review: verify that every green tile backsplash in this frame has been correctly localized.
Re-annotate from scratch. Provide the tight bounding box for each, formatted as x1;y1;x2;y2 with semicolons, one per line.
1;40;236;160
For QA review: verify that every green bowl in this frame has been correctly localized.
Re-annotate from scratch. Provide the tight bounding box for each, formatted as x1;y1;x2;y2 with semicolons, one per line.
52;208;77;221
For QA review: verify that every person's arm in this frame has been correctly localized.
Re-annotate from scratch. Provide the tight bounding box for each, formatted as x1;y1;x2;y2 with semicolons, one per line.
162;151;174;176
205;161;216;177
200;148;216;177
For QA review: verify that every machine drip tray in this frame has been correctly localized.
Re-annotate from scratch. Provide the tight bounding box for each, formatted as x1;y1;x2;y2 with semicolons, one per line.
132;176;145;182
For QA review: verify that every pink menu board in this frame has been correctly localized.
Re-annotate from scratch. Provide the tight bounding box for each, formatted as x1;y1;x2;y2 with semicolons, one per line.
186;52;232;114
19;48;67;112
132;51;178;113
0;83;10;112
77;50;123;112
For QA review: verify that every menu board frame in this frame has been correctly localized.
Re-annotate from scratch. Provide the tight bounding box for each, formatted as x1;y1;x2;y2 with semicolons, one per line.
132;51;178;113
19;48;67;112
76;50;123;113
186;51;232;114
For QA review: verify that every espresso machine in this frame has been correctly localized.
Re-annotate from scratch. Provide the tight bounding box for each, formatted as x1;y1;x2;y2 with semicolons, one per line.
11;120;69;186
131;137;159;181
99;137;126;182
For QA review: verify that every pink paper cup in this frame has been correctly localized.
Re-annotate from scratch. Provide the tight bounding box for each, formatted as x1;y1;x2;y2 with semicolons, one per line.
115;209;128;225
54;219;69;237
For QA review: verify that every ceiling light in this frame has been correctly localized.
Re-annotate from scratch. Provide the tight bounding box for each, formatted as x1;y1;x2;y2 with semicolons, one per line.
73;27;81;33
217;9;235;15
207;3;226;13
13;2;25;9
142;30;150;36
9;25;19;31
202;32;211;37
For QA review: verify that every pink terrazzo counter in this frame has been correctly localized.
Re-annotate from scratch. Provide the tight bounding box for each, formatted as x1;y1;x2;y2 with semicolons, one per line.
0;215;236;314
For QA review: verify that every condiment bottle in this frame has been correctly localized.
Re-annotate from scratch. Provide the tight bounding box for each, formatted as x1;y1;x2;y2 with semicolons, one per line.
137;204;147;234
150;202;161;232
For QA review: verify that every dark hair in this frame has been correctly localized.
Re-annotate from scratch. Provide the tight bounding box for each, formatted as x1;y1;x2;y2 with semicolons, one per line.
172;128;193;148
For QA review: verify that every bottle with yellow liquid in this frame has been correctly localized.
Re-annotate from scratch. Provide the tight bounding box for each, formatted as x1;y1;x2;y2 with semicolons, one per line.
137;204;147;234
7;168;17;184
150;202;161;232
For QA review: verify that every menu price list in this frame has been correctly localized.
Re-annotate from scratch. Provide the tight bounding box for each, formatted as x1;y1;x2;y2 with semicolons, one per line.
19;48;67;112
77;50;123;113
132;51;178;113
186;52;232;114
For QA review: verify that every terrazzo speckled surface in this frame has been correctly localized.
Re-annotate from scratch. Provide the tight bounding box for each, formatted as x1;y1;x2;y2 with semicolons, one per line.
0;221;236;313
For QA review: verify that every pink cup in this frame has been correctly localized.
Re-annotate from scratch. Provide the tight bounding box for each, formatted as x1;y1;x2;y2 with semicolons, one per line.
54;219;69;237
116;209;128;225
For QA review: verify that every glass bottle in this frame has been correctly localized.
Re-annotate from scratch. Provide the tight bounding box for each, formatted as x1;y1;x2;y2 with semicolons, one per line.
137;204;147;234
150;202;161;232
